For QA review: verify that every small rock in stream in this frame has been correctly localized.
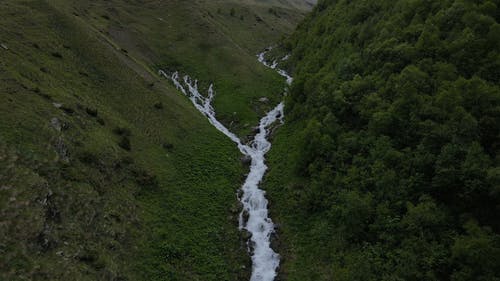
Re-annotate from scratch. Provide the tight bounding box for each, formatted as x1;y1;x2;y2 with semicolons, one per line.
241;230;252;241
240;155;251;165
230;202;243;214
241;210;249;225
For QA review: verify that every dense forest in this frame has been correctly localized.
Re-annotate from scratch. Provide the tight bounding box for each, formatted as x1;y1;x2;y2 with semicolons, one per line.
266;0;500;280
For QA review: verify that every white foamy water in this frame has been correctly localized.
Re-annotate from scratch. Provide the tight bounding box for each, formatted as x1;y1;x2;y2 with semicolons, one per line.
158;50;291;281
257;48;293;85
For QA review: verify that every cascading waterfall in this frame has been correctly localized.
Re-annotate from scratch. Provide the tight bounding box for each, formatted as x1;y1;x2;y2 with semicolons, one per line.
257;48;293;86
158;49;291;281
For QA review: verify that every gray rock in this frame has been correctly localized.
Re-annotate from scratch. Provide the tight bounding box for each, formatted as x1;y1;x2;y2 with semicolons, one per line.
240;155;251;165
1;43;8;50
54;137;69;162
241;210;249;225
270;232;280;253
237;189;244;198
241;229;252;241
52;102;62;108
230;202;243;214
50;117;62;132
258;97;269;103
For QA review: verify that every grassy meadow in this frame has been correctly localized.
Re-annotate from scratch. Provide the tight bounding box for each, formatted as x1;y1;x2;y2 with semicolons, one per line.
0;0;309;280
51;0;310;136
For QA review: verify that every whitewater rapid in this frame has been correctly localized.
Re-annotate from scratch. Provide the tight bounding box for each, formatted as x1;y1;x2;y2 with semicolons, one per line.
158;50;291;281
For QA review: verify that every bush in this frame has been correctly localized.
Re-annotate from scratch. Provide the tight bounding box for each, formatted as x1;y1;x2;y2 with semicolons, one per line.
162;142;174;151
118;136;131;151
60;105;74;114
51;52;63;59
79;151;99;165
85;107;98;117
113;126;131;136
97;117;105;126
132;168;158;188
154;102;163;109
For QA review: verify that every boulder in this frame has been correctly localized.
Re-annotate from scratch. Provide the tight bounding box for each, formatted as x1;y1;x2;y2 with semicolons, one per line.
240;155;251;165
241;230;252;241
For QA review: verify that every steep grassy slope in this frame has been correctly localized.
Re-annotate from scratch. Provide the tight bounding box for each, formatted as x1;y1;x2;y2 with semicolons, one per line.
265;0;500;280
0;0;308;280
51;0;311;136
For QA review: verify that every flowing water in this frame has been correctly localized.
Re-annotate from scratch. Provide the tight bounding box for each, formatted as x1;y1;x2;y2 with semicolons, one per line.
158;50;291;281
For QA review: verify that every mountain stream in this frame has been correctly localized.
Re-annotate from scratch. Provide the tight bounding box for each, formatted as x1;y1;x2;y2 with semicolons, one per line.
159;50;292;281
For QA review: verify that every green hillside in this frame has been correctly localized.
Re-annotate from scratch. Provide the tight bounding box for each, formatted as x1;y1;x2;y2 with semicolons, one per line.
0;0;308;280
53;0;309;136
265;0;500;280
4;0;498;280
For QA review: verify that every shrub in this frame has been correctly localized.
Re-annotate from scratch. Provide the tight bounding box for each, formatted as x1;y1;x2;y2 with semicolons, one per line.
162;142;174;150
113;127;131;136
79;151;99;165
118;136;131;151
132;169;158;188
51;52;63;59
154;102;163;109
85;107;98;117
60;106;74;114
97;117;105;126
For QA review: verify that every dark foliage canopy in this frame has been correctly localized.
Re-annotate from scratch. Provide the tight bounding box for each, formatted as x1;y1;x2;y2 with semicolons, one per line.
280;0;500;279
